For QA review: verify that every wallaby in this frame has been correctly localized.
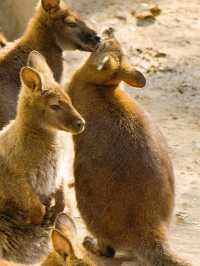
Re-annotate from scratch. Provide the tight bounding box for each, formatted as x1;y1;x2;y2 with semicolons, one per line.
0;0;100;128
67;28;192;266
0;50;85;265
41;213;92;266
0;32;7;48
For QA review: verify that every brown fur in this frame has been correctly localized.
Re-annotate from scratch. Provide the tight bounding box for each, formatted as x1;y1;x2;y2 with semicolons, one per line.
67;28;192;266
0;51;85;264
0;0;99;128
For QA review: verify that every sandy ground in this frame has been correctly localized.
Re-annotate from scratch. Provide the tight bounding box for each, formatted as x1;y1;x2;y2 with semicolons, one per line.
1;0;199;265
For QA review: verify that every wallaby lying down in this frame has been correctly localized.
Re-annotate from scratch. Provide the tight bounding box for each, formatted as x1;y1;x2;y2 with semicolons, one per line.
0;0;100;128
67;28;192;266
0;51;85;265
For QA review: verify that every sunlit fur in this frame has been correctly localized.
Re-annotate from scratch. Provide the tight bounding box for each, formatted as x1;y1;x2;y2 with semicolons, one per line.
67;29;192;266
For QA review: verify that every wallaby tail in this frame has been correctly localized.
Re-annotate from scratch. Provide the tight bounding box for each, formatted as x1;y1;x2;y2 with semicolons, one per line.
0;214;51;264
136;239;192;266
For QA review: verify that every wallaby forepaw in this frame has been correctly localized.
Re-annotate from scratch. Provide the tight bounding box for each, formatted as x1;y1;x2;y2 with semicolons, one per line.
83;236;101;256
83;236;115;258
67;256;89;266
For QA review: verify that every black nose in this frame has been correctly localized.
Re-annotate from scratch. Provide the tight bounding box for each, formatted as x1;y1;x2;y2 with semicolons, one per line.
74;119;85;133
85;33;101;44
94;35;101;43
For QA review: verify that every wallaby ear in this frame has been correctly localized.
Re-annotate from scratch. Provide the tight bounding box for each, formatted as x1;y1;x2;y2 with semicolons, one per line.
55;213;77;240
120;56;146;88
52;229;75;257
120;67;146;88
27;51;53;79
20;67;42;91
41;0;60;12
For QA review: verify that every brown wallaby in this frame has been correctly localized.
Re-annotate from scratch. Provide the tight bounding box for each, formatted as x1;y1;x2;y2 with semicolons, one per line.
0;32;7;48
41;213;92;266
0;50;85;265
67;28;192;266
0;0;100;128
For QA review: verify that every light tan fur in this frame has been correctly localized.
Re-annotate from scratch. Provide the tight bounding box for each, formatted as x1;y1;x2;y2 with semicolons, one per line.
0;0;99;128
0;51;85;264
67;28;192;266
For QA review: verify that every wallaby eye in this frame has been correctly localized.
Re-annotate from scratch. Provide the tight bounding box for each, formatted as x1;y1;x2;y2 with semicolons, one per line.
50;104;61;111
66;22;77;27
64;17;77;27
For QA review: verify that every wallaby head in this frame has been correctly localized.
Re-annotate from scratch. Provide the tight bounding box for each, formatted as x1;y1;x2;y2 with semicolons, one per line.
79;27;146;87
19;51;85;135
40;0;100;52
48;213;89;266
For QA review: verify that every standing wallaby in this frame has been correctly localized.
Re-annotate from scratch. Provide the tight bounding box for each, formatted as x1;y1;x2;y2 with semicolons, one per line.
0;50;85;265
0;0;100;128
67;28;192;266
41;213;92;266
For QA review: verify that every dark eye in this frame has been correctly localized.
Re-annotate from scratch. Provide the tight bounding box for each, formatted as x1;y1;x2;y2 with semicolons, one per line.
50;105;61;111
66;22;77;27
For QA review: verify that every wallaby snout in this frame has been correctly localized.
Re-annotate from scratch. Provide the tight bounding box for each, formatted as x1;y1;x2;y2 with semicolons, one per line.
62;106;85;135
71;117;85;135
78;29;101;52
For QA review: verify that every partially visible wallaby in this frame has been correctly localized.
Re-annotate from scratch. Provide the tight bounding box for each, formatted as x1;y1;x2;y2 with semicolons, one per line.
67;28;192;266
0;50;85;264
0;0;100;128
0;32;7;48
41;213;91;266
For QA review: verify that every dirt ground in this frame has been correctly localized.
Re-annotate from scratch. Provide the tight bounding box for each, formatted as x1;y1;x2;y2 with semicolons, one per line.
1;0;200;265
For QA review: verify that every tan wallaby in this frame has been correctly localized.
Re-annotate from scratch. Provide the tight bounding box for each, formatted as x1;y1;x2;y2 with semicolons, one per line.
0;0;99;128
0;50;85;264
41;213;92;266
67;28;192;266
0;32;7;48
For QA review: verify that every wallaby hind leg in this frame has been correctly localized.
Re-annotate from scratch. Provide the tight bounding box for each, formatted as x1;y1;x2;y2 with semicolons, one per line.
83;236;116;258
135;238;192;266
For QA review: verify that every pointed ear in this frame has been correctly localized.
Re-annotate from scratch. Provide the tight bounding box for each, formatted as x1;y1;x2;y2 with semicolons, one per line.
52;229;75;257
20;67;42;91
27;51;53;79
55;213;77;240
41;0;60;12
120;67;146;88
120;56;146;88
